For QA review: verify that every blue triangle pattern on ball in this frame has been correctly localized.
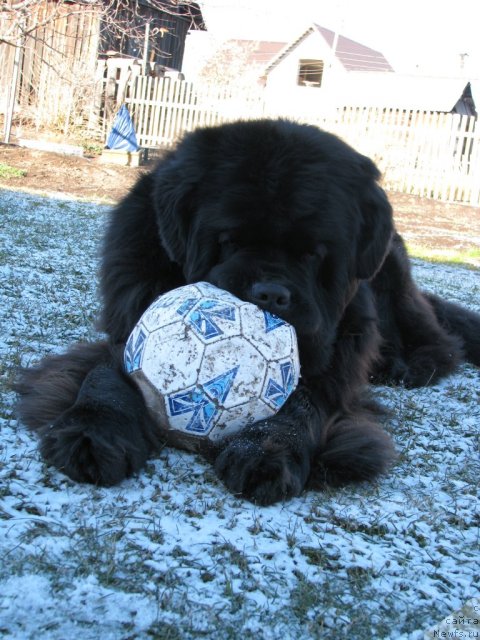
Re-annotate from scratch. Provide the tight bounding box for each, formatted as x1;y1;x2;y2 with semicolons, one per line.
186;300;237;340
150;291;180;310
167;366;238;434
203;365;239;403
168;389;217;434
124;327;146;373
175;297;199;317
264;362;295;409
263;310;287;333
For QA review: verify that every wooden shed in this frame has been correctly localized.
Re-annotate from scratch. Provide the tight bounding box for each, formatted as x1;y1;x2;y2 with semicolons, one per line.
0;0;204;131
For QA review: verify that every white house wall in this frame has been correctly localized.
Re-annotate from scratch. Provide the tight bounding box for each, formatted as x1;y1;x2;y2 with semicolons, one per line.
264;30;348;116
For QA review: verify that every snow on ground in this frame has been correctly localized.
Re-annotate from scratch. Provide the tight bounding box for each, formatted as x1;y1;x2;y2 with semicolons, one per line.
0;189;479;639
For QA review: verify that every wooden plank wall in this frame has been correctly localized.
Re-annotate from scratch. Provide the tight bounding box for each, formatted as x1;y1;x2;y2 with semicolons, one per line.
0;1;100;131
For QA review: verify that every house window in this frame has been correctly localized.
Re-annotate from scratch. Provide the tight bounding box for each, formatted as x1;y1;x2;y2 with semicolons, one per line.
297;60;324;87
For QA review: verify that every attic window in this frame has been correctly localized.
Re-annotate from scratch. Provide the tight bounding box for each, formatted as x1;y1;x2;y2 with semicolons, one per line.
298;60;324;87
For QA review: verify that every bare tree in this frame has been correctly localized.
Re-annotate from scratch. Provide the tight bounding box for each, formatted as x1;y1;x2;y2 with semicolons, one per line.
1;0;203;140
1;1;203;56
198;39;263;88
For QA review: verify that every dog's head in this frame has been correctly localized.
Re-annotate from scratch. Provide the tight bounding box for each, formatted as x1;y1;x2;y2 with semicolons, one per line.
152;120;393;368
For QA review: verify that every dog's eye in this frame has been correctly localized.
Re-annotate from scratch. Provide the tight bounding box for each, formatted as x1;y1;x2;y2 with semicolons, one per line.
218;232;237;247
302;244;334;289
303;243;326;260
219;232;232;244
218;232;239;256
319;254;336;290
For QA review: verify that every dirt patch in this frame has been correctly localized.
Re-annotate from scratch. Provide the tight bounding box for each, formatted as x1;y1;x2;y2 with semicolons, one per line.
1;141;479;256
389;192;480;255
0;143;144;203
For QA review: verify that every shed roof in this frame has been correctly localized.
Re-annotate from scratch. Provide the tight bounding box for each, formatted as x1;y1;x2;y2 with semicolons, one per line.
336;75;477;114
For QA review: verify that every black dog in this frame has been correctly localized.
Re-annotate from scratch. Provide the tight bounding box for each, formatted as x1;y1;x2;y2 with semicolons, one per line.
16;119;480;505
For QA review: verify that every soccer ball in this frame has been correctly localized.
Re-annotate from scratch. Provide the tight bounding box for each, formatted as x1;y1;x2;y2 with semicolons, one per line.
124;282;300;450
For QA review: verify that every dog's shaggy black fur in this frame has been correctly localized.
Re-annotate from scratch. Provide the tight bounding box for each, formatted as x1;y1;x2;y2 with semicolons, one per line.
15;119;480;505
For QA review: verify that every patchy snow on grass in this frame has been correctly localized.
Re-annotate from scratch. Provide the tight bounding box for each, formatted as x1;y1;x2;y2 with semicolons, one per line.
1;189;479;639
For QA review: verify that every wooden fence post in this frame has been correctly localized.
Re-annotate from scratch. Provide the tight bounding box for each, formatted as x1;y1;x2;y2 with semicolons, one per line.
3;18;25;144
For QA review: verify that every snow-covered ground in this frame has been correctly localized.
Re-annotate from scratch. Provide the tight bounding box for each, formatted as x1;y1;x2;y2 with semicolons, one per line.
1;189;479;639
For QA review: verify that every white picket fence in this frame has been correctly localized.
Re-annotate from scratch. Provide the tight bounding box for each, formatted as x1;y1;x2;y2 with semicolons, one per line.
124;76;265;148
123;77;480;206
322;107;480;205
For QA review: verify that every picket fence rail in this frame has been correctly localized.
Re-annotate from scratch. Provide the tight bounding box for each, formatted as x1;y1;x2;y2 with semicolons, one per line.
124;76;265;148
122;77;480;206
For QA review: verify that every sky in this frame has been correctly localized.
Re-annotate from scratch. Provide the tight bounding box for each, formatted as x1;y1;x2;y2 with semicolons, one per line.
198;0;480;76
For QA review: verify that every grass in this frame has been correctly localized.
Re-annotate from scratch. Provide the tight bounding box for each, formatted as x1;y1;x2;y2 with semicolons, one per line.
0;188;479;639
0;163;27;179
406;243;480;268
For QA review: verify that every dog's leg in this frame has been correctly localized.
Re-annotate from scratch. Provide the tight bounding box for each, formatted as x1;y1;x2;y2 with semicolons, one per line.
214;385;395;505
214;385;318;505
308;409;396;488
425;293;480;367
371;234;465;387
15;343;161;485
373;288;464;387
214;286;395;505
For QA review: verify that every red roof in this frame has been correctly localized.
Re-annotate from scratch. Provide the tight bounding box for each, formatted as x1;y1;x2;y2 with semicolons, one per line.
226;39;288;67
315;24;393;72
265;24;393;74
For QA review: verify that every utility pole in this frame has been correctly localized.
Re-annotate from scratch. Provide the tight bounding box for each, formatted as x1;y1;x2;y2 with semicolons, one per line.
143;21;151;75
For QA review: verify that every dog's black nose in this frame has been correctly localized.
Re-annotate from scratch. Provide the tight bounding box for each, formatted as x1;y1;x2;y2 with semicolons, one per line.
251;282;291;313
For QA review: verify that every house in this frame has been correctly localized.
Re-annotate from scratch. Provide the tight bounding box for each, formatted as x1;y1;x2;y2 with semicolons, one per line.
262;23;393;92
259;24;478;118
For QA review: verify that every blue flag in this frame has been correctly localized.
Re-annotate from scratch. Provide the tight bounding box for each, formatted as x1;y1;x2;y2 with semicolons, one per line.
106;105;139;152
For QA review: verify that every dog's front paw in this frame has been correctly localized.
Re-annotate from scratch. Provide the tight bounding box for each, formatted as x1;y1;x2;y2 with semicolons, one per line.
214;434;310;505
39;405;149;486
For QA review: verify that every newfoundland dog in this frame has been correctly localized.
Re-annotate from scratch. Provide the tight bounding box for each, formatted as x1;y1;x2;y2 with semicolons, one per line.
16;119;480;505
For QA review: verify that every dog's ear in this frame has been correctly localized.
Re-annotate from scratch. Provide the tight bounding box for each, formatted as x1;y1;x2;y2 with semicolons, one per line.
152;156;216;282
151;152;198;266
355;161;394;280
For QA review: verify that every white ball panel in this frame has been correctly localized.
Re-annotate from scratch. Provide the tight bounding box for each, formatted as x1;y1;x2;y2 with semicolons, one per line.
141;325;205;394
207;401;276;442
198;336;267;409
240;305;298;361
140;286;202;332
